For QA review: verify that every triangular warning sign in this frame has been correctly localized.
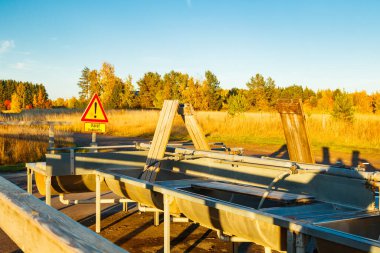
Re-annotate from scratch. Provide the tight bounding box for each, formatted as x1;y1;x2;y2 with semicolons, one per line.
81;94;108;123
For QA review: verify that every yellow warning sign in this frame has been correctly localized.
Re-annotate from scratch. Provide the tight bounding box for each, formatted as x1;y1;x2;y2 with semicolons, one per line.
84;122;106;133
81;94;108;123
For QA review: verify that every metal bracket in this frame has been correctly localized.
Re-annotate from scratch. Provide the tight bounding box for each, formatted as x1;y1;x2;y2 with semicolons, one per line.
70;149;75;175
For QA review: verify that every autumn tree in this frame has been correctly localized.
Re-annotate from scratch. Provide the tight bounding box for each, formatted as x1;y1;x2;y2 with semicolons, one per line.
199;71;222;110
371;93;380;114
182;77;203;110
316;90;334;113
98;62;124;109
246;74;277;110
352;91;371;113
53;97;65;107
121;75;136;108
11;92;21;111
88;70;101;96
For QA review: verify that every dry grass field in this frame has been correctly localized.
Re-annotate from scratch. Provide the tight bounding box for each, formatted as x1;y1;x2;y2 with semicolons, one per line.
1;109;379;166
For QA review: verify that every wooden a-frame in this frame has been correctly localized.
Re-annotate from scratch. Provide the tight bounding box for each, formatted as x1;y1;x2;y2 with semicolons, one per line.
140;100;210;182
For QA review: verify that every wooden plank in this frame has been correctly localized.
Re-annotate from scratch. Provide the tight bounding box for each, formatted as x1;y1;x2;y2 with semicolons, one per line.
141;100;179;182
276;99;314;163
0;176;127;253
144;100;178;181
192;181;314;203
146;101;172;164
178;103;210;150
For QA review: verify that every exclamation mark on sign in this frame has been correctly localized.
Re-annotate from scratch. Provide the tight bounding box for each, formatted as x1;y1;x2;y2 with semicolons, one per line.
94;102;97;118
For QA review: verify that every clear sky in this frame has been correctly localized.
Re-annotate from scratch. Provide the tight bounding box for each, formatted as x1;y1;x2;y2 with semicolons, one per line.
1;0;379;99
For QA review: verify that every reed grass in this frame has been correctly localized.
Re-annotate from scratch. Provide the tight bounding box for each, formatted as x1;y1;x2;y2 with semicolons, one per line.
39;109;380;153
0;109;379;165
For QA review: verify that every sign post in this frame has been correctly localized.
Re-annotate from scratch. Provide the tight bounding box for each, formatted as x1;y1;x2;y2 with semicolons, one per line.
81;94;108;151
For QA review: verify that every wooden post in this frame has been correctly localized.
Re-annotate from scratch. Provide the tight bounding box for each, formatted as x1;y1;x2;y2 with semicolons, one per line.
27;168;33;194
277;99;314;163
45;175;51;206
178;103;210;150
141;100;179;182
141;101;211;182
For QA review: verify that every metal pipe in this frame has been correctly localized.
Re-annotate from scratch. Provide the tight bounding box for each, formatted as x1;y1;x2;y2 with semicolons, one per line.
59;194;134;205
48;144;136;152
140;142;380;182
164;194;170;253
137;203;162;213
171;217;189;223
257;170;293;209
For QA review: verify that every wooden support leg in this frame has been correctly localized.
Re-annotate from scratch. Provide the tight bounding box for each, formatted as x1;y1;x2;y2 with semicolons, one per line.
27;168;33;194
96;175;102;233
164;194;170;253
45;175;51;206
154;211;160;226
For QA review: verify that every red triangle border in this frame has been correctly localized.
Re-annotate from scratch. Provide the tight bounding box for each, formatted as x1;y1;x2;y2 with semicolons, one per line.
80;94;109;123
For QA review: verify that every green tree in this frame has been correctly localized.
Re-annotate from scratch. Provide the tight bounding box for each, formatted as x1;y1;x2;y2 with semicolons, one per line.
137;72;162;108
332;92;355;123
280;85;304;100
78;67;91;100
227;90;249;116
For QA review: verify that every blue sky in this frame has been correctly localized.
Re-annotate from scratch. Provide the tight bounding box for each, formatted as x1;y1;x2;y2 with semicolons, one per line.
1;0;379;99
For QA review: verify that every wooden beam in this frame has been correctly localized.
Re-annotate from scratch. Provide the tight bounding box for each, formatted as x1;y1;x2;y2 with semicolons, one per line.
0;176;128;253
277;99;314;164
141;100;179;182
178;103;210;150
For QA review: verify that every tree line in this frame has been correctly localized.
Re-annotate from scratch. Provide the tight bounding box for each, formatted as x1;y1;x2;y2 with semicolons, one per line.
69;62;380;119
0;80;50;111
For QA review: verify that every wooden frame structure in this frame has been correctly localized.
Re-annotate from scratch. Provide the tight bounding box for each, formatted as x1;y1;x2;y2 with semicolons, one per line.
141;100;210;182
